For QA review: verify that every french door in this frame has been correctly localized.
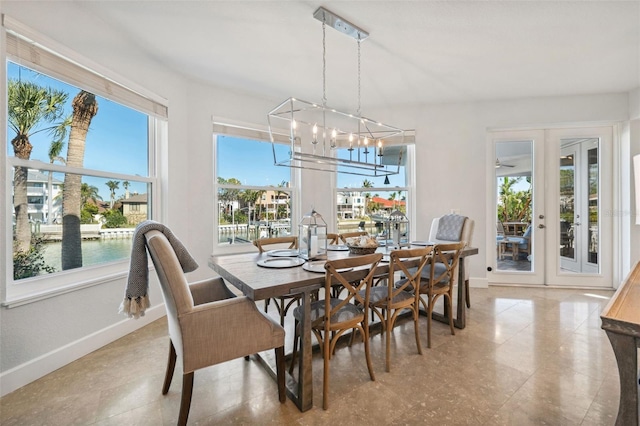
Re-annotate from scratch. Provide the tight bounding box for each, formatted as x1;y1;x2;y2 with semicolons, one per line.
487;127;613;288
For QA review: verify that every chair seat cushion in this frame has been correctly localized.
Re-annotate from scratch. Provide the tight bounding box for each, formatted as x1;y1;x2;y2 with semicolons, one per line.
293;298;363;324
359;286;414;305
407;263;450;283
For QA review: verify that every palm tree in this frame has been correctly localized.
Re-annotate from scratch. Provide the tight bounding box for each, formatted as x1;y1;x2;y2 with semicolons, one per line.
388;191;398;211
276;180;290;219
122;180;130;199
47;139;67;224
80;183;102;206
105;180;120;209
62;91;98;270
362;179;373;217
8;79;68;252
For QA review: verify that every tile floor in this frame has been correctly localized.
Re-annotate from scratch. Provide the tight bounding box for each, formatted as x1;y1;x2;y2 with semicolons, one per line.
0;286;620;425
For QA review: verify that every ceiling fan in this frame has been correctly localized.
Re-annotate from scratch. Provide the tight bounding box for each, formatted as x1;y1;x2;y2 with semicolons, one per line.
495;158;515;168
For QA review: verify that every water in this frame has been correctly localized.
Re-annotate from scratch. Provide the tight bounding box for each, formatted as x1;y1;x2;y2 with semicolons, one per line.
40;227;292;273
43;239;133;272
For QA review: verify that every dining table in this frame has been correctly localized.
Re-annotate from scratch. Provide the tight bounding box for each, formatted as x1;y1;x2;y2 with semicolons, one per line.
209;244;478;412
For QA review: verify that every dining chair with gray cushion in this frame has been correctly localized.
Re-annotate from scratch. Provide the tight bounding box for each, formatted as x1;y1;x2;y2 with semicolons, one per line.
289;253;382;409
254;236;300;325
409;242;465;348
145;230;286;425
428;214;474;307
365;247;432;372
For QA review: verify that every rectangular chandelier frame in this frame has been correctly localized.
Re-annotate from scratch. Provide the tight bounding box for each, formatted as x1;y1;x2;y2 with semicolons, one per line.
268;97;407;177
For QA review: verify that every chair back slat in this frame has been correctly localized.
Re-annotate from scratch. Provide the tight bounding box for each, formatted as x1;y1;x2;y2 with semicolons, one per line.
390;247;433;298
322;253;382;326
253;236;298;253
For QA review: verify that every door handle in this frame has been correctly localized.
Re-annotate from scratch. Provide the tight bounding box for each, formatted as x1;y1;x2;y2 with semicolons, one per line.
538;224;546;229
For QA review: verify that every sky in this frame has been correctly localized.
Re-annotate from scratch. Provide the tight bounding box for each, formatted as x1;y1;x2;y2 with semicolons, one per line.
8;60;407;204
217;136;407;189
7;62;148;201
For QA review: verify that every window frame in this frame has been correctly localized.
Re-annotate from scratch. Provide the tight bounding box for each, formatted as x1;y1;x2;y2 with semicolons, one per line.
212;126;299;255
2;19;165;306
333;144;416;240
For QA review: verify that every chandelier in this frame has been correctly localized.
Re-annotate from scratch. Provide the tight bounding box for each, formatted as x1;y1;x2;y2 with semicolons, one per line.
268;7;410;177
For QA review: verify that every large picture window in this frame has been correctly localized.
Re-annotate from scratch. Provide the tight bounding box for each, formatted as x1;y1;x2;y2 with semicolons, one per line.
215;134;294;247
5;29;164;295
335;145;413;236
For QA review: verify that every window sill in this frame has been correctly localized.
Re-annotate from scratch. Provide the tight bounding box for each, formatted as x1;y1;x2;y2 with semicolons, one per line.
3;261;132;308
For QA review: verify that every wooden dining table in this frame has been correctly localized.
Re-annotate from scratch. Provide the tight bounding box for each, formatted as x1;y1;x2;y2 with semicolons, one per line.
209;244;478;412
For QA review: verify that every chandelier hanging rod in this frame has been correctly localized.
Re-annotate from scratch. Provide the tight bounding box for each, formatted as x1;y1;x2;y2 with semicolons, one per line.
312;7;369;41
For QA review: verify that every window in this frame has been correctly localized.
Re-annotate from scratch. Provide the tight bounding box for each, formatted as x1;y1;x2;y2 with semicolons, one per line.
334;145;413;236
214;134;295;248
4;26;165;300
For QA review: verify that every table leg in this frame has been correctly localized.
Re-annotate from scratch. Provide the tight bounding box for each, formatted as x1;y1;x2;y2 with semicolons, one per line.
252;286;316;412
605;330;639;426
295;286;314;412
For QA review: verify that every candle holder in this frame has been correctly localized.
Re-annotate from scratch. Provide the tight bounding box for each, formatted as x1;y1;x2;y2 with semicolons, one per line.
298;209;328;260
383;210;410;250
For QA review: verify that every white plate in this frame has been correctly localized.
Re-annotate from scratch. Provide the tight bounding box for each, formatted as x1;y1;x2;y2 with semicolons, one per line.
266;249;299;257
327;244;349;251
302;261;353;274
257;257;305;268
411;241;435;246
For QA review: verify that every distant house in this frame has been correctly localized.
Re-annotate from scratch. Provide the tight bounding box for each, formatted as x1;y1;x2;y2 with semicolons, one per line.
370;196;406;215
14;169;63;224
120;193;147;225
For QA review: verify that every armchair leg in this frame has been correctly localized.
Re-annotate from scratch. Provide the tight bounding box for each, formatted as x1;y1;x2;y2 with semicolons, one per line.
275;346;286;403
465;279;471;308
178;372;194;426
162;340;177;395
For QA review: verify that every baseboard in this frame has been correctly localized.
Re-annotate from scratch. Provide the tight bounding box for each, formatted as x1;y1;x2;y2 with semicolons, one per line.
469;277;489;288
0;304;166;397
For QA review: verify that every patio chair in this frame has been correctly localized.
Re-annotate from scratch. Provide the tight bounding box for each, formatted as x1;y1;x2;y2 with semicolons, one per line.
144;229;285;425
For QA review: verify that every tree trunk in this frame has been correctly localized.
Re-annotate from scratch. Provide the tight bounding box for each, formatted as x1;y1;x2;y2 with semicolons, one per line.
62;91;98;270
11;134;33;253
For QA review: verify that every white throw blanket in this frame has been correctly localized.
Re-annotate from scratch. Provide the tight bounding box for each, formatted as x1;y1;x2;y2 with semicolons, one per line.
119;220;199;318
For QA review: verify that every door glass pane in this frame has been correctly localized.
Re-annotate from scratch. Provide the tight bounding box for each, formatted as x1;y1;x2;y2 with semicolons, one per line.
559;152;575;260
559;138;599;274
587;146;598;266
496;140;533;272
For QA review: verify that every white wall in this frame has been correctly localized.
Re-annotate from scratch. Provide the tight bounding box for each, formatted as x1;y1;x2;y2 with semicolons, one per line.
0;2;191;395
630;89;640;266
1;1;636;396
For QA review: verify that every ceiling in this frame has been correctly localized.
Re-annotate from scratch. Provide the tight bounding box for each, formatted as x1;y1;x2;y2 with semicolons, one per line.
7;1;640;111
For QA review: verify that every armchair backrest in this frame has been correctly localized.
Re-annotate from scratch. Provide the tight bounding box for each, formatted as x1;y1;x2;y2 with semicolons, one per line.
145;230;194;359
428;215;474;248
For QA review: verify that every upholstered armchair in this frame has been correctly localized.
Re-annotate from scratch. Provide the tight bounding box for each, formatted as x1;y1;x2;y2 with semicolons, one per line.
144;230;286;425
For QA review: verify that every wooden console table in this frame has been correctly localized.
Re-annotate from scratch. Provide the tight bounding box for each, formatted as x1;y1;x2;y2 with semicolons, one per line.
601;260;640;426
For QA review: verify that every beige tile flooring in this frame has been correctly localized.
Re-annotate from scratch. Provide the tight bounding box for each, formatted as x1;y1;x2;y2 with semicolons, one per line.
0;286;621;425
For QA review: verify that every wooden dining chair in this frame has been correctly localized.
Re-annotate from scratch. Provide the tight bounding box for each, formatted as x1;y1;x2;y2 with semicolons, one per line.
413;242;465;348
290;253;382;409
144;230;286;425
365;247;432;372
338;231;368;244
327;233;340;245
254;236;299;326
